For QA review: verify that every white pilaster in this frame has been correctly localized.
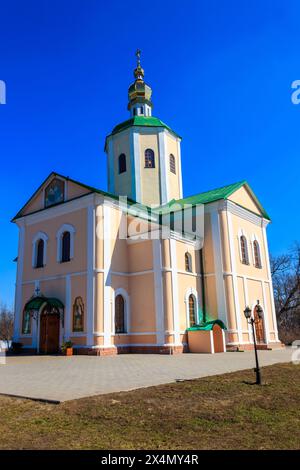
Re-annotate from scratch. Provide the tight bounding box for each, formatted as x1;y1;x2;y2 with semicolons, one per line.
176;138;183;199
211;211;228;326
86;203;96;346
103;202;113;347
65;275;71;340
152;239;165;345
169;238;181;345
130;130;141;202
13;220;25;341
226;211;243;344
158;130;169;204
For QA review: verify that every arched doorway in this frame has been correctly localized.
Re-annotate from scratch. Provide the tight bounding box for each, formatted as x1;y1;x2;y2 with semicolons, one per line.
254;305;264;344
39;306;60;354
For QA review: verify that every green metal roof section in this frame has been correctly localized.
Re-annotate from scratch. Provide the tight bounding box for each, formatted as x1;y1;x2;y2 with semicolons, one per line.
187;319;227;331
107;116;181;140
157;180;271;220
24;296;64;311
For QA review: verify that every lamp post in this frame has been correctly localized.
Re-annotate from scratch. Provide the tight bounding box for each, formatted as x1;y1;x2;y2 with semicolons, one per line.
243;301;263;385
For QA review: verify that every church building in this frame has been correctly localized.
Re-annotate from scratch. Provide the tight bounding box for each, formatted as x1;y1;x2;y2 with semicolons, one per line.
12;52;281;355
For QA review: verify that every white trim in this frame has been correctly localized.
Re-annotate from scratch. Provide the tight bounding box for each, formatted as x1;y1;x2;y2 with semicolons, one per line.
211;211;228;325
176;138;183;199
158;130;169;204
56;223;76;262
226;212;243;344
131;130;141;202
103;202;112;346
210;330;215;354
261;280;270;343
86;204;96;346
152;239;165;345
13;220;25;340
169;239;181;345
21;271;87;285
32;231;48;268
65;275;71;340
113;288;130;334
184;287;199;327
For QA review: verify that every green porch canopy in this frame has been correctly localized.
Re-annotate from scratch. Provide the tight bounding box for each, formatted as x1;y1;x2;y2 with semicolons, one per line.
187;319;227;332
24;296;64;312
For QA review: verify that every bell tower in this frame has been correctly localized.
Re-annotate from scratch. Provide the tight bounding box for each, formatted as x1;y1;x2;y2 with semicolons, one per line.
105;51;183;207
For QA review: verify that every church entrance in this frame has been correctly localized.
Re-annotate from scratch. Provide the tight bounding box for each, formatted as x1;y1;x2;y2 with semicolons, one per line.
39;307;60;354
254;306;265;344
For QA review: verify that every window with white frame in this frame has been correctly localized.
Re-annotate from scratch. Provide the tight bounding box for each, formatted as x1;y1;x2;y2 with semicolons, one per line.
32;232;48;268
56;224;75;263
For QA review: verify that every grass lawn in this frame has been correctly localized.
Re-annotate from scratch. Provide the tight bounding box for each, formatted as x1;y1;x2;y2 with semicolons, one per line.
0;362;299;450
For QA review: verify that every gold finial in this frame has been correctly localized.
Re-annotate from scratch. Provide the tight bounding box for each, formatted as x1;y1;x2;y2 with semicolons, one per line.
136;49;141;67
134;49;144;80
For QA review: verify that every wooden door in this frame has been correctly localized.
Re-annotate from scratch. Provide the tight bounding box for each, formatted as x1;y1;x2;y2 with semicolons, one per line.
254;307;264;344
39;311;60;354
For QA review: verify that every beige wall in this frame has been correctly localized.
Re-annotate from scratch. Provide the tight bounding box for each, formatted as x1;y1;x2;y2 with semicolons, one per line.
139;132;161;206
23;208;87;282
20;177;91;217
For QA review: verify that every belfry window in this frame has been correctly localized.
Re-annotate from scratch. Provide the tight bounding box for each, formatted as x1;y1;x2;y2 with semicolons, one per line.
118;154;126;174
240;235;249;265
169;154;176;174
145;149;155;168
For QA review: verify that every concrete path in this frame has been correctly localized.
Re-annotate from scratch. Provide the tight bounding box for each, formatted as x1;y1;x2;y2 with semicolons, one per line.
0;348;293;403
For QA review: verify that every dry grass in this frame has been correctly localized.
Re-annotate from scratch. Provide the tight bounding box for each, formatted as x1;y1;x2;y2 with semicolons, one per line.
0;363;299;450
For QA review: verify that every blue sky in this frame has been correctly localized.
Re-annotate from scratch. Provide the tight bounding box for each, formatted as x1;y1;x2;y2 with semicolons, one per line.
0;0;299;307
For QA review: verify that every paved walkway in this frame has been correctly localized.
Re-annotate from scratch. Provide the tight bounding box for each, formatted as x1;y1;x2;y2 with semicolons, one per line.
0;348;292;402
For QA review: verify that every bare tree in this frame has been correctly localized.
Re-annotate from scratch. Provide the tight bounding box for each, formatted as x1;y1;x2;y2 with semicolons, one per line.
0;304;14;349
271;242;300;344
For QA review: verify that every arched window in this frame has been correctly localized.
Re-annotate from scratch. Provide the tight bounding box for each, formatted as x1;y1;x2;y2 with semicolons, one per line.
188;294;196;327
22;310;31;334
73;296;84;332
145;149;155;168
115;294;126;334
56;224;75;263
185;252;192;272
61;231;71;263
118;154;126;174
240;235;249;265
253;240;262;268
169;154;176;174
36;239;44;268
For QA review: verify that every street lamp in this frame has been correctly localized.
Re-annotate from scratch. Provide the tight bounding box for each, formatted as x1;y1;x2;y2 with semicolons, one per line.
243;300;263;385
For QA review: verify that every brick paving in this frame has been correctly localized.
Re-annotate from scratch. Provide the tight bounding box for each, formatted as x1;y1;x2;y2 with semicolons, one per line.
0;348;292;402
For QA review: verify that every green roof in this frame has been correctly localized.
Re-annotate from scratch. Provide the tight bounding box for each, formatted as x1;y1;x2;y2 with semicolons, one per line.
24;296;64;311
158;180;271;220
187;319;227;331
107;116;181;140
